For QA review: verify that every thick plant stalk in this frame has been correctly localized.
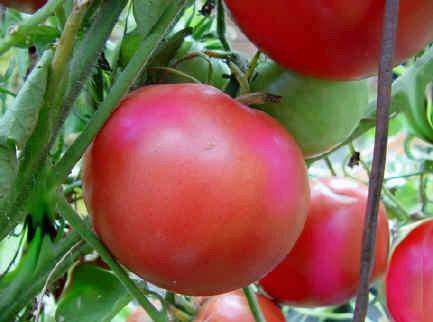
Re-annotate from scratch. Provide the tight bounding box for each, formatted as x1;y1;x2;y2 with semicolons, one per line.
243;286;266;322
352;0;400;321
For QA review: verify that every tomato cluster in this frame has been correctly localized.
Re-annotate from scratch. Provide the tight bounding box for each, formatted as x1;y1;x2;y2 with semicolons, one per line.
80;1;433;320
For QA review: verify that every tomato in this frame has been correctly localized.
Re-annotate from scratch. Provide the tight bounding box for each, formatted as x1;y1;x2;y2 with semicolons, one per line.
225;0;433;80
386;219;433;322
163;37;230;90
194;290;285;322
260;177;390;307
0;0;45;12
251;60;368;158
83;84;309;295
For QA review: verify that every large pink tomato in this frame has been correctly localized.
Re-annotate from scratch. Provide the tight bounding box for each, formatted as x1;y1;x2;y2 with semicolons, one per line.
225;0;433;79
83;84;309;296
386;219;433;322
260;177;390;306
194;291;285;322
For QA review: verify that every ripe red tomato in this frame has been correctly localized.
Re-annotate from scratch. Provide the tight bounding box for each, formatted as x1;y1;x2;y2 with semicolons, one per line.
194;290;285;322
251;60;369;158
0;0;46;12
83;84;309;295
386;219;433;322
260;177;390;306
225;0;433;79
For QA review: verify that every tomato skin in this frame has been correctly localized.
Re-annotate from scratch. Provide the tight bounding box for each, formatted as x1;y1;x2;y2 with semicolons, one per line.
225;0;433;79
251;61;369;158
260;177;390;307
83;84;309;295
0;0;46;12
194;291;285;322
386;219;433;322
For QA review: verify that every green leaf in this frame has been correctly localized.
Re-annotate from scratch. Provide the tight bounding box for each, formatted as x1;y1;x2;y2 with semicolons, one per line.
0;50;52;148
55;264;131;322
0;138;17;203
0;230;88;321
133;0;172;36
120;27;190;68
11;25;60;49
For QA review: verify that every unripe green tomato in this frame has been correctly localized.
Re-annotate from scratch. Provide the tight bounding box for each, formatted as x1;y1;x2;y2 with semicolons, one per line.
251;61;369;159
0;0;45;12
164;37;230;90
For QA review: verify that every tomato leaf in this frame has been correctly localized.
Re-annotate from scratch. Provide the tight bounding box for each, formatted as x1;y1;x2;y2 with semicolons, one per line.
0;50;52;148
55;264;131;322
133;0;172;37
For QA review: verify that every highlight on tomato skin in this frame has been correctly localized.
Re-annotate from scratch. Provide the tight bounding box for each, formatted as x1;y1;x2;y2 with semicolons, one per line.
0;0;46;12
260;177;390;307
82;83;310;296
225;0;433;80
386;219;433;322
194;290;285;322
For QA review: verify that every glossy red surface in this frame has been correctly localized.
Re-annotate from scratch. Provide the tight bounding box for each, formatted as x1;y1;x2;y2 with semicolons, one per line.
225;0;433;79
83;84;309;295
194;291;285;322
386;219;433;322
260;177;390;306
1;0;46;12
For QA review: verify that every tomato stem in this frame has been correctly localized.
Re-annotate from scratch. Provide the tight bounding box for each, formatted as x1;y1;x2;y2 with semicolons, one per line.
243;285;267;322
352;0;400;321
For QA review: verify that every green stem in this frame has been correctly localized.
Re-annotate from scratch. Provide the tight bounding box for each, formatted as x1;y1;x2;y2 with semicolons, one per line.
48;0;90;110
324;156;337;176
150;66;202;84
55;195;167;322
48;0;190;189
0;0;64;55
245;51;261;81
216;0;230;51
243;285;266;322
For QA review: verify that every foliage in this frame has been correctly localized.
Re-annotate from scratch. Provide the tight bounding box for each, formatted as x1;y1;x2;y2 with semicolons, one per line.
0;1;432;322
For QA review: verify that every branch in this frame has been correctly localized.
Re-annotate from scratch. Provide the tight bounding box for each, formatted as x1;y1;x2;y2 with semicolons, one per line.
352;0;400;321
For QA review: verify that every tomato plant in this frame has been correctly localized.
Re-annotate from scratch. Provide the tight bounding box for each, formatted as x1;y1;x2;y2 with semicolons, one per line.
260;177;390;307
225;0;433;79
1;0;433;321
194;290;285;322
386;219;433;322
83;83;309;296
251;60;369;158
